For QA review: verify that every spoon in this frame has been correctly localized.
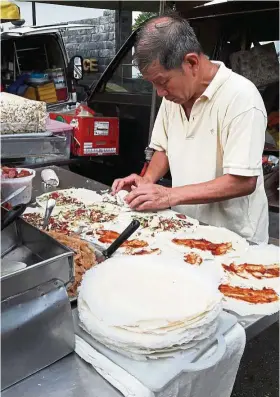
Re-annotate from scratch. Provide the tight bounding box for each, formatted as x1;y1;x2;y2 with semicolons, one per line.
42;199;56;230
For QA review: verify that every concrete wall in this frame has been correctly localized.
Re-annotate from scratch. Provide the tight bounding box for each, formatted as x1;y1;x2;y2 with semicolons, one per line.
62;9;132;76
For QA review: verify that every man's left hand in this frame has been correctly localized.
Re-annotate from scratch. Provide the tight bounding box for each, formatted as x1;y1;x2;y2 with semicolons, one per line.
125;184;171;211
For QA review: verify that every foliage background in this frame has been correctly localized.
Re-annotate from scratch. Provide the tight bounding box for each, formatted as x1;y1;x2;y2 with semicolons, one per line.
132;12;157;30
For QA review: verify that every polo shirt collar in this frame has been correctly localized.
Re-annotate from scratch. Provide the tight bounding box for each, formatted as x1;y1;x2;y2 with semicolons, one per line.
201;61;232;101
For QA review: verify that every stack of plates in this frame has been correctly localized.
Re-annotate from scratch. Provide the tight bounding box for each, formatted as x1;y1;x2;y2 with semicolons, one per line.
78;256;223;360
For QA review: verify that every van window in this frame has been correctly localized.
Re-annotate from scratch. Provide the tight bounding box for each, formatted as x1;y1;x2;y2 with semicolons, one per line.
1;34;69;103
1;35;65;75
104;45;153;94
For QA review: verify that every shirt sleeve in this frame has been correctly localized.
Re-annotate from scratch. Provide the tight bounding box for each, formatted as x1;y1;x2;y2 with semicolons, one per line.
223;107;267;177
149;98;169;153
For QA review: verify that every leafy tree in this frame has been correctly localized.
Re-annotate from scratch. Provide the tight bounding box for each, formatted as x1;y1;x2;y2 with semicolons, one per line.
132;12;157;31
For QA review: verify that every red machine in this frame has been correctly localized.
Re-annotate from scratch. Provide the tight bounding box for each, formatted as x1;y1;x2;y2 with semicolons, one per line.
49;105;119;157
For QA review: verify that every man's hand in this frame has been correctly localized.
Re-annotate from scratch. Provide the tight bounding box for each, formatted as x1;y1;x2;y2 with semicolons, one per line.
111;174;152;195
112;151;170;195
125;184;171;211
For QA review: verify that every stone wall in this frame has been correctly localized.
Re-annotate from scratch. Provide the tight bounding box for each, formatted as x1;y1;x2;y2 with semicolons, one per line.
62;9;132;76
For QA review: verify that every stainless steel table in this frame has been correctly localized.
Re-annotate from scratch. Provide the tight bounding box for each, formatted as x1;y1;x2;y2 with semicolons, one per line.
32;165;108;199
3;166;121;397
4;166;278;397
2;353;122;397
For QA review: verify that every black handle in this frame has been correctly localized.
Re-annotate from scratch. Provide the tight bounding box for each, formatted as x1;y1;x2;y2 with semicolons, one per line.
1;204;27;231
103;219;140;259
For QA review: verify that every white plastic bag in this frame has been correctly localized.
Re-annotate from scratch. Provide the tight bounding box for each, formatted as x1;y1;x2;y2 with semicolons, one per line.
0;93;47;133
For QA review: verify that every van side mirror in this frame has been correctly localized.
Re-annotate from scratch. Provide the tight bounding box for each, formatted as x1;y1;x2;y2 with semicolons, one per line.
68;55;84;81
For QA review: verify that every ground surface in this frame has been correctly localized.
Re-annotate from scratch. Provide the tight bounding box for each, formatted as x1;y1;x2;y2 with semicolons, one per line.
231;321;279;397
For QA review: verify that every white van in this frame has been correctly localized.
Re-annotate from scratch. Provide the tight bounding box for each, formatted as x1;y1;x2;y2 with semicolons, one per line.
1;23;92;108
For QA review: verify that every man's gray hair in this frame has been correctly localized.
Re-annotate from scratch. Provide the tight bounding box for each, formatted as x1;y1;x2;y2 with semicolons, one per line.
134;11;202;72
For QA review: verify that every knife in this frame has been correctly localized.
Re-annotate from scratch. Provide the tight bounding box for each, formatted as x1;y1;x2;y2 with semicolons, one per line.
102;219;140;259
89;220;141;263
1;186;28;206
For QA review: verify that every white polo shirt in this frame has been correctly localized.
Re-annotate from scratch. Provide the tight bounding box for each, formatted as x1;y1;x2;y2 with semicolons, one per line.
150;62;269;243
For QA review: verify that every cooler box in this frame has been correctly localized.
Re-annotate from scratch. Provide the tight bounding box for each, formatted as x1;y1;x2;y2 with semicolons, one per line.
49;110;119;157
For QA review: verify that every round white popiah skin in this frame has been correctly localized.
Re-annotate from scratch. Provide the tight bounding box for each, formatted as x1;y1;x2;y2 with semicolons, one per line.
36;188;103;208
216;244;280;316
216;244;280;290
221;294;279;316
78;255;222;356
78;256;222;327
162;225;249;260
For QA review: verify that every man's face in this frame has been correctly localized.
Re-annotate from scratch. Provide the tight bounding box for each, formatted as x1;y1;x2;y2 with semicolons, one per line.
142;56;200;105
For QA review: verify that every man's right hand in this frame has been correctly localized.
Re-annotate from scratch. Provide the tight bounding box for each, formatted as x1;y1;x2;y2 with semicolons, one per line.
112;174;151;195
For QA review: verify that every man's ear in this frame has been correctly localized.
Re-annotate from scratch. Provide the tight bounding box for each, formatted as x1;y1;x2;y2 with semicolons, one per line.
183;53;199;67
182;53;200;75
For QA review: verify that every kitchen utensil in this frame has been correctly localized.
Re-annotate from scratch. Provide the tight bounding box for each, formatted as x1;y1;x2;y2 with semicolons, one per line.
2;279;74;390
43;199;56;230
98;219;140;262
1;168;36;206
1;204;27;231
1;214;75;299
1;186;27;206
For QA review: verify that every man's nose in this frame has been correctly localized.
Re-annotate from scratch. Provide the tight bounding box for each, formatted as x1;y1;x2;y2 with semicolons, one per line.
156;87;168;97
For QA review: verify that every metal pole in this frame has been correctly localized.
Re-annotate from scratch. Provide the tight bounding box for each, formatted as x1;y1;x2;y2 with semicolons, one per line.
140;0;166;176
147;0;166;144
148;91;158;144
32;2;36;26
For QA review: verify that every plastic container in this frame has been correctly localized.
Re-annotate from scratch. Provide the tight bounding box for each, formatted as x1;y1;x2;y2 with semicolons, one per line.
45;117;73;134
1;168;36;206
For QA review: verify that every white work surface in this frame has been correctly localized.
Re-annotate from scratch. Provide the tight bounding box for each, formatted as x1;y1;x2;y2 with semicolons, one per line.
75;321;246;397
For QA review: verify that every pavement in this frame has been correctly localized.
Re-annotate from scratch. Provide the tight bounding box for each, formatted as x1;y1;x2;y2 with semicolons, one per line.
269;212;279;239
231;322;279;397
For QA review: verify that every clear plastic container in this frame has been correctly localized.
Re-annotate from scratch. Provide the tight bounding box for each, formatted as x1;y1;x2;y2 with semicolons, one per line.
1;168;36;206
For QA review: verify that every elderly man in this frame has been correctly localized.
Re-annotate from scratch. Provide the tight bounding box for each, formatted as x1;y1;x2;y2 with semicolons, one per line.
112;12;268;243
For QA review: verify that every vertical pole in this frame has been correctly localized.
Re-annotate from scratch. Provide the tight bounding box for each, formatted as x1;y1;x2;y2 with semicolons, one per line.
117;1;122;51
147;0;166;144
32;2;36;26
140;0;166;177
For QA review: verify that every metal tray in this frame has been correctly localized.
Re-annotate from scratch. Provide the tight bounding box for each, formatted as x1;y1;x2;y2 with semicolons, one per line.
1;132;72;161
1;278;75;390
1;132;53;138
1;212;74;300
